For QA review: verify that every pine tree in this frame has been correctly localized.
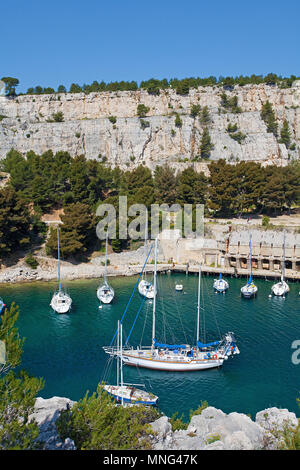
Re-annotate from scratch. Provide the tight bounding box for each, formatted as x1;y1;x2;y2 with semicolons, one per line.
200;127;213;159
0;303;44;449
279;120;291;148
260;101;278;136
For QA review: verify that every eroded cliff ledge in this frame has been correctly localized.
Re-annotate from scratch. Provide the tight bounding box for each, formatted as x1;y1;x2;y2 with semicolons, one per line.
1;82;300;171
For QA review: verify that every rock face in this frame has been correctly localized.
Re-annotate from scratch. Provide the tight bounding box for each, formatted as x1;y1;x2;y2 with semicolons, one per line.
30;398;298;450
1;83;300;170
29;397;76;450
149;406;299;451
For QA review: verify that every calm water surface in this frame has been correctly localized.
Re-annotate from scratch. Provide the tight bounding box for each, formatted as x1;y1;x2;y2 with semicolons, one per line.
2;273;300;419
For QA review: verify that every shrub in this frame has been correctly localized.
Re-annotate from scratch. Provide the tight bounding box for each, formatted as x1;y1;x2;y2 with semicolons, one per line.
140;119;150;130
137;104;150;117
190;104;201;118
25;254;39;269
108;116;117;124
52;111;64;122
175;113;182;128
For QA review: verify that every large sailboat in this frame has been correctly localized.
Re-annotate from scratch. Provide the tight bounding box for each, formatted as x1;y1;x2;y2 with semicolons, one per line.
271;230;289;297
103;321;159;406
50;228;72;314
104;238;240;372
97;232;114;304
213;273;229;293
241;233;258;299
138;216;156;300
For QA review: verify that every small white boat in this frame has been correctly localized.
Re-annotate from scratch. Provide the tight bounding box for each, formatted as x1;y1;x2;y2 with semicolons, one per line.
241;233;257;299
103;322;158;406
271;231;289;297
50;228;72;314
97;232;114;304
213;273;229;293
175;284;183;291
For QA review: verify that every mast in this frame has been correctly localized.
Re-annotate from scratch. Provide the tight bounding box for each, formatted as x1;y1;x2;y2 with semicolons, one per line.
57;227;61;292
117;320;120;387
120;322;124;406
104;231;108;284
196;265;201;349
152;237;158;349
249;233;253;283
282;230;286;282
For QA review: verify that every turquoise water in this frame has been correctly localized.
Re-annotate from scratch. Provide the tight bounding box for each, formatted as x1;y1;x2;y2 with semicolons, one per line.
1;273;300;419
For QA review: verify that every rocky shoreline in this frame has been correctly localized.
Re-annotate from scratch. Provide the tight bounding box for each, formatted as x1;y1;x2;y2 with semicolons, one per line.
30;396;299;451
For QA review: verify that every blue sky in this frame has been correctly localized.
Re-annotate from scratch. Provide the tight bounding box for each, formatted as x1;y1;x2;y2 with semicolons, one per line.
1;0;300;93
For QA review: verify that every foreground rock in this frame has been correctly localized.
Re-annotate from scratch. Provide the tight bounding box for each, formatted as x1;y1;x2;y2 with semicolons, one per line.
29;397;76;450
149;406;299;451
31;398;299;450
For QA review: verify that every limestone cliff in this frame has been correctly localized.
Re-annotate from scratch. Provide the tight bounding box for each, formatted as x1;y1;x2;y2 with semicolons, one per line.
1;82;300;170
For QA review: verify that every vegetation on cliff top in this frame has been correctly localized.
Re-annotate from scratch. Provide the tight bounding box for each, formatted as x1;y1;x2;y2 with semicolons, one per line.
1;73;299;97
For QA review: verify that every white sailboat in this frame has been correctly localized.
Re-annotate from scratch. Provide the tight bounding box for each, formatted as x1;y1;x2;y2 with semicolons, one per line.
104;238;240;372
213;273;229;293
103;321;159;406
241;233;258;298
138;216;156;300
271;230;289;297
50;228;72;314
97;232;114;304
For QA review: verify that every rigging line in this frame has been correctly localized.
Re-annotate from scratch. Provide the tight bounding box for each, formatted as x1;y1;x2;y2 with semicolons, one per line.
139;300;150;347
109;243;153;346
125;285;151;345
166;273;188;344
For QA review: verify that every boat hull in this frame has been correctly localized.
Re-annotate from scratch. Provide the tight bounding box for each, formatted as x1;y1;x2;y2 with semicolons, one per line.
97;284;114;304
138;280;155;299
271;281;289;297
50;291;72;314
213;279;229;293
121;352;224;371
103;385;158;405
241;284;257;298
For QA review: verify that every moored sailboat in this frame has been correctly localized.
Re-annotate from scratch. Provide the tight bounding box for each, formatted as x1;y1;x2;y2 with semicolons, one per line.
241;233;258;298
213;273;229;293
104;238;240;372
271;230;289;297
97;232;114;304
138;215;156;300
103;321;158;405
50;228;72;314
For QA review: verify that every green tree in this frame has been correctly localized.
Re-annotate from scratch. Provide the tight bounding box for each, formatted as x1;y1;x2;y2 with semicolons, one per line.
175;113;182;127
200;127;213;159
154;165;178;204
137;104;150;117
190;104;201;118
56;385;160;450
0;303;44;450
46;203;95;257
260;100;278;136
199;106;211;124
1;77;19;96
0;187;31;258
279;120;291;148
